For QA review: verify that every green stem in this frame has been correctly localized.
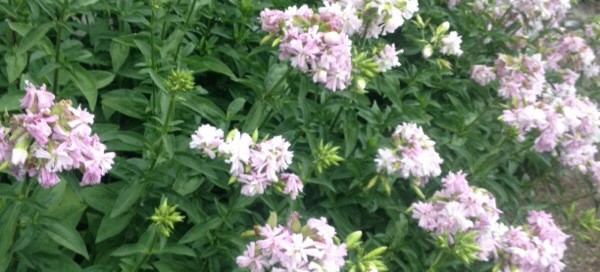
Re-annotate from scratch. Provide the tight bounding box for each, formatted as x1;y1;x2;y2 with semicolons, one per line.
161;96;176;136
262;67;292;101
427;250;446;272
52;0;69;94
174;0;198;65
150;5;157;114
143;95;176;182
329;105;344;131
131;227;159;272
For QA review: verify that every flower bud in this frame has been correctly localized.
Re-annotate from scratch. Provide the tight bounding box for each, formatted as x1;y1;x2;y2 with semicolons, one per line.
240;229;256;238
11;135;30;165
165;69;195;94
266;211;278;228
422;45;433;59
365;175;379;190
363;246;387;260
345;231;363;249
355;77;367;91
436;22;450;35
151;198;185;237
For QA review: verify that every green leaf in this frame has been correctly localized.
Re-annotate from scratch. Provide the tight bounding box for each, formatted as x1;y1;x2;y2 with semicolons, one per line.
69;65;98;110
17;22;53;53
111;244;147;257
178;217;222;244
0;202;22;258
7;22;31;37
0;92;25;112
101;89;149;119
181;95;225;124
110;180;145;218
133;39;151;61
96;210;135;243
186;56;237;80
173;177;204;196
242;100;266;132
159;244;196;257
110;39;130;71
89;70;115;89
0;3;18;18
70;0;99;10
173;152;218;180
39;217;89;259
81;184;118;214
226;98;246;118
5;51;27;82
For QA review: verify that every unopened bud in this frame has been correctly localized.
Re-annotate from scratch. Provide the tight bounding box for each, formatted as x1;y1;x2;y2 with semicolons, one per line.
252;128;259;143
240;229;256;238
345;231;363;249
422;45;433;59
266;211;278;228
355;77;367;90
363;246;387;260
436;22;450;35
165;69;195;93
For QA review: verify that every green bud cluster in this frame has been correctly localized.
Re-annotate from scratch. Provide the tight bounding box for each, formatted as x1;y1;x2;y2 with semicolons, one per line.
164;69;195;94
150;199;185;237
313;140;344;174
345;231;389;272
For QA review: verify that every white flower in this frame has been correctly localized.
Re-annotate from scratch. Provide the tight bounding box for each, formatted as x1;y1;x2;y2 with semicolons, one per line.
440;31;463;56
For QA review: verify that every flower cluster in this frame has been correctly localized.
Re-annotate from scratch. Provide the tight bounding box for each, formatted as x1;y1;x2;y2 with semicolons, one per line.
474;52;600;192
411;172;569;270
496;211;569;271
475;0;571;36
190;124;303;199
470;65;496;86
260;0;415;92
260;5;353;92
0;81;115;188
237;212;347;272
326;0;419;39
375;123;443;186
411;171;503;261
545;35;599;79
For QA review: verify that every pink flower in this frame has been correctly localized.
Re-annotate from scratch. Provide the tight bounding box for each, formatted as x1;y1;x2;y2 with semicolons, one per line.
260;9;286;34
374;44;402;72
281;173;303;199
190;124;224;159
471;65;496;86
411;202;437;231
237;242;269;272
38;168;60;188
21;81;55;112
239;171;270;196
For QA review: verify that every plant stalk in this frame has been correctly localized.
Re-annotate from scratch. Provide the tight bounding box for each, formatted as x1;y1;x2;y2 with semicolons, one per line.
131;227;159;272
52;0;69;94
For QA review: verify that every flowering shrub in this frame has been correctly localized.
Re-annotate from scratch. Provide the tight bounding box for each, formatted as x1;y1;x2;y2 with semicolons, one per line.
0;0;597;271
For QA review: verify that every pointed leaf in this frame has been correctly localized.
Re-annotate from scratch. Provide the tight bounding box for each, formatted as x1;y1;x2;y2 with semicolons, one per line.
39;217;89;259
